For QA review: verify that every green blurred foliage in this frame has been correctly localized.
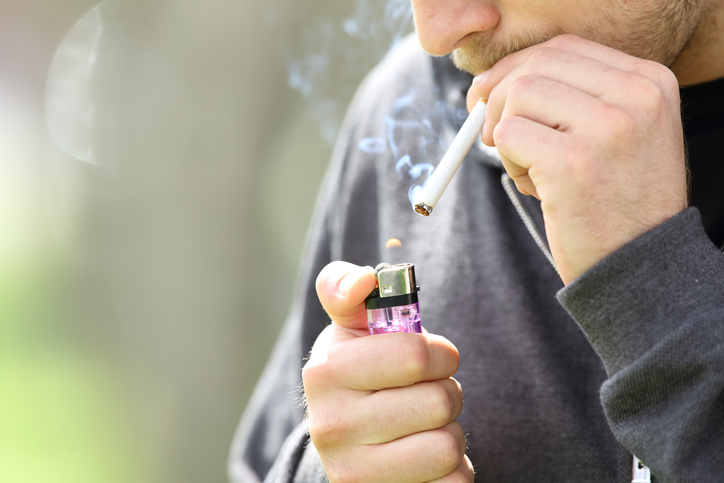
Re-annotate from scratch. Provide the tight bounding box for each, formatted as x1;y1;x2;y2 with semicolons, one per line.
0;253;152;482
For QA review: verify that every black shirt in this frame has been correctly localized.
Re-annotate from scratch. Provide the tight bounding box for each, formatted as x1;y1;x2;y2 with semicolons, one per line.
681;77;724;248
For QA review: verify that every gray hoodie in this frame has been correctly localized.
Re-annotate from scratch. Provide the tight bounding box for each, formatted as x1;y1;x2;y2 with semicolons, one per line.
230;35;724;483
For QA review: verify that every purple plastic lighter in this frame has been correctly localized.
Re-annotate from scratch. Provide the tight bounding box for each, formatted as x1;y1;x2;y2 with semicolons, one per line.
365;263;422;335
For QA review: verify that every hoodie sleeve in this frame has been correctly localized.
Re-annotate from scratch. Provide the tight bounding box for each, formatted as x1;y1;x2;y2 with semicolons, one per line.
557;207;724;483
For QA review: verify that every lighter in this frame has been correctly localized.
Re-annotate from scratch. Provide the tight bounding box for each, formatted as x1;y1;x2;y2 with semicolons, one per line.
365;263;422;335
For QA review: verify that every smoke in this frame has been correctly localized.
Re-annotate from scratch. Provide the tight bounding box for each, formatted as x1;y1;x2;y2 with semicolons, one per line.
47;0;460;209
358;91;469;207
342;0;414;45
273;0;414;144
279;0;477;210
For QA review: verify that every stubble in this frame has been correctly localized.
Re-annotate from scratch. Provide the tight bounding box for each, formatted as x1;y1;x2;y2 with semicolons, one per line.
450;0;704;76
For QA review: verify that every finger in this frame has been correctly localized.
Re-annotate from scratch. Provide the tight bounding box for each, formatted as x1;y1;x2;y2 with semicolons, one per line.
325;332;459;391
316;261;376;330
500;153;539;199
305;322;366;376
425;455;475;483
532;34;676;87
363;421;467;483
485;75;601;143
354;378;463;444
478;52;633;144
466;82;487;114
472;34;660;102
494;115;573;203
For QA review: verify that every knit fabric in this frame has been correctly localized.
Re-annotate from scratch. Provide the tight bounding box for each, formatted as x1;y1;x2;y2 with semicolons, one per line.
230;35;724;483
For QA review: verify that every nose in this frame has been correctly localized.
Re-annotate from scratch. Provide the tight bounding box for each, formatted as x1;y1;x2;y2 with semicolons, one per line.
411;0;501;56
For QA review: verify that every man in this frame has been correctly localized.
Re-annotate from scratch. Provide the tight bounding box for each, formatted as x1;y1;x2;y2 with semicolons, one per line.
231;0;724;481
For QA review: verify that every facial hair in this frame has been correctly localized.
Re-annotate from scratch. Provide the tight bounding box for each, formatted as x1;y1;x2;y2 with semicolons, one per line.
450;0;703;76
451;25;559;75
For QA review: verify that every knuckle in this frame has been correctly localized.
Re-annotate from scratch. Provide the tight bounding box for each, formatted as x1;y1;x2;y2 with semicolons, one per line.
561;141;595;178
597;102;632;138
449;470;474;483
526;46;557;67
307;409;350;448
326;462;364;483
435;429;465;474
508;75;539;98
433;335;460;370
633;75;666;113
567;139;594;166
487;83;505;115
301;363;317;389
301;359;329;393
493;117;518;148
547;33;581;49
426;383;456;427
306;416;327;445
453;378;464;407
402;336;431;379
326;342;348;371
658;67;680;96
635;58;679;93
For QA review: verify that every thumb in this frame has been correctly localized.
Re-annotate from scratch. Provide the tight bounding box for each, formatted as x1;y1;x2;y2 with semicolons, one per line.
316;261;376;330
466;76;487;114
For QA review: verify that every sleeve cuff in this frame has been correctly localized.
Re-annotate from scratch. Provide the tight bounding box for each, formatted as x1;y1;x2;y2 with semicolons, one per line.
557;207;724;376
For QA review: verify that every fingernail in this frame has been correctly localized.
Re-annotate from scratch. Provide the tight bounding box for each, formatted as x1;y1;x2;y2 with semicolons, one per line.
472;70;490;86
338;268;367;296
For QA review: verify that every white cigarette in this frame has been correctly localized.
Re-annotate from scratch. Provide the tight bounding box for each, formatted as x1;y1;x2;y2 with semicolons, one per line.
414;99;487;216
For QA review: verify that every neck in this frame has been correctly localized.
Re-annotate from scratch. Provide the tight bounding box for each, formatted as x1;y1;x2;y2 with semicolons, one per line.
671;3;724;86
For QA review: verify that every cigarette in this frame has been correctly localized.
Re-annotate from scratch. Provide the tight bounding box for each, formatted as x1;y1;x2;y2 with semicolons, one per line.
414;99;487;216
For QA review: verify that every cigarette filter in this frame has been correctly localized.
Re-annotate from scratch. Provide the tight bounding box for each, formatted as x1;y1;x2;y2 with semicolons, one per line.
365;263;421;335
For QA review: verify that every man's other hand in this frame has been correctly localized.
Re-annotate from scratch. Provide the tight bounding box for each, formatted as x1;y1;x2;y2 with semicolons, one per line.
468;34;688;285
302;261;473;482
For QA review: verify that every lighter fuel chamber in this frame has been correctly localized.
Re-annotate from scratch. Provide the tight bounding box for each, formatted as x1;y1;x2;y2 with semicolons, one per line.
365;263;421;335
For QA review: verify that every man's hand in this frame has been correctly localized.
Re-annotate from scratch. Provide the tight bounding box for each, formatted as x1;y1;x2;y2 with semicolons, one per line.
302;261;473;482
467;35;688;284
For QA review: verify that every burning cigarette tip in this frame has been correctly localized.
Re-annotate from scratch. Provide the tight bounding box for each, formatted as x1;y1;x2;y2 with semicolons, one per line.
385;238;403;248
413;99;487;218
414;203;431;217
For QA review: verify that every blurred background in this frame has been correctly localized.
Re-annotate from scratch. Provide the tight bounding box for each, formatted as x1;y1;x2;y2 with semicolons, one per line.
0;0;411;481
